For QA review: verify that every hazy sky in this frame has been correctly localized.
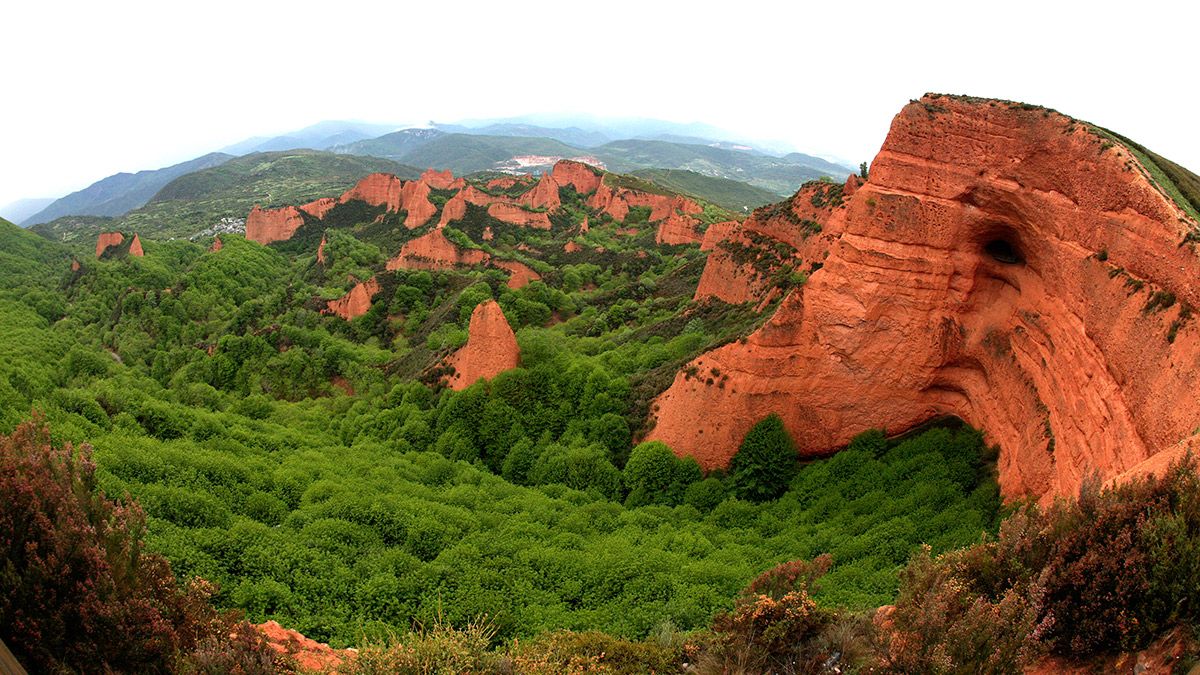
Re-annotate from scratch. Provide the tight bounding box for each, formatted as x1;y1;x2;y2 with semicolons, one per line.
3;0;1197;208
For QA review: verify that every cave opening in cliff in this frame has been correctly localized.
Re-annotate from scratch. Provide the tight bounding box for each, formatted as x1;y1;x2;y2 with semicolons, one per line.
984;238;1023;265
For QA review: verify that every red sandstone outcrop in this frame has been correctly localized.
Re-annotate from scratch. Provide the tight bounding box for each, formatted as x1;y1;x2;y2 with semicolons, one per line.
482;226;494;241
564;240;583;253
487;202;552;229
300;197;337;220
255;621;352;671
316;234;327;264
95;231;124;258
386;228;490;271
325;276;380;320
444;300;519;390
552;159;602;194
651;94;1200;504
420;168;457;190
128;234;144;257
70;259;80;272
493;259;541;289
693;180;847;303
440;190;468;225
209;236;223;253
656;211;704;245
246;205;305;245
338;173;436;228
520;172;562;210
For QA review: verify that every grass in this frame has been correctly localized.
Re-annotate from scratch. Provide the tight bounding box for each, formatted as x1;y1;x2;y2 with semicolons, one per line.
1090;126;1200;224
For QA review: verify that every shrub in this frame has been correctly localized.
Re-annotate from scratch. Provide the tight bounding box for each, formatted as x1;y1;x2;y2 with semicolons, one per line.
730;414;798;502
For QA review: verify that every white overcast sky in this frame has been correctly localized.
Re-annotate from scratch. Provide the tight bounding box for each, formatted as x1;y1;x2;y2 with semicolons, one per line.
2;0;1197;208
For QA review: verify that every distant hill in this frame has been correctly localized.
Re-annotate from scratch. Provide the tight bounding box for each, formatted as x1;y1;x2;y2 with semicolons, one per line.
594;140;854;195
33;150;418;242
629;168;781;213
434;122;612;148
0;198;55;225
337;132;588;174
220;120;404;156
24;153;234;226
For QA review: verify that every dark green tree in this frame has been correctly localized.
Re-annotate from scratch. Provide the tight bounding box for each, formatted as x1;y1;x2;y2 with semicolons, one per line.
731;414;798;502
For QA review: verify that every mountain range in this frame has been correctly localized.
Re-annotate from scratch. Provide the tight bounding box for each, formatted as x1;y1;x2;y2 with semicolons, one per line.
18;118;854;234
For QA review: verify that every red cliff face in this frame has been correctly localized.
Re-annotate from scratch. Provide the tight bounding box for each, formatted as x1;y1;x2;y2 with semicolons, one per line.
209;236;224;253
651;95;1200;503
95;232;124;258
246;205;305;245
487;202;552;229
493;259;542;289
128;234;144;257
300;197;337;220
444;300;520;390
325;276;380;320
552;159;603;194
655;211;704;245
338;173;436;228
420;168;457;190
693;182;844;304
316;234;327;264
520;173;562;210
386;228;490;271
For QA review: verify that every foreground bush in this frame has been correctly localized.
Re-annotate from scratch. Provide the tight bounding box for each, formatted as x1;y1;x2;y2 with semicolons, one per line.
878;455;1200;672
0;418;289;674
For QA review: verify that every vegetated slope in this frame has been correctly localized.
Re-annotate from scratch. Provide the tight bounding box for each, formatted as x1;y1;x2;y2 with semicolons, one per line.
330;128;446;162
435;122;612;148
594;139;850;195
33;150;419;243
221;120;404;156
630;168;782;213
1092;125;1200;222
23;152;233;226
651;93;1200;505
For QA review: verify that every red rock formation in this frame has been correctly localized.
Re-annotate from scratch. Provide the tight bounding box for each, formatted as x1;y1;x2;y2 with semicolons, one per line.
439;190;468;225
700;221;739;251
300;197;337;220
420;168;457;190
209;236;223;253
70;259;80;272
387;229;490;271
482;226;494;241
564;240;583;253
255;621;352;672
552;159;603;194
397;179;436;228
588;183;630;221
444;300;519;390
486;176;531;190
128;234;144;257
487;202;552;229
95;231;124;258
493;259;542;289
520;172;561;210
316;234;327;264
656;211;703;245
341;172;403;210
246;205;305;245
325;276;380;320
651;94;1200;503
579;215;589;233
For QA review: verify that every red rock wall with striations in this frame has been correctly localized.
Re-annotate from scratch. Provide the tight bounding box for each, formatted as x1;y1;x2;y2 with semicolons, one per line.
325;276;380;320
246;205;306;245
300;197;337;220
95;231;124;258
398;179;436;228
552;159;602;194
520;173;562;210
655;211;704;245
341;173;403;210
487;202;552;229
420;168;457;190
386;228;490;271
651;95;1200;503
444;300;520;390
